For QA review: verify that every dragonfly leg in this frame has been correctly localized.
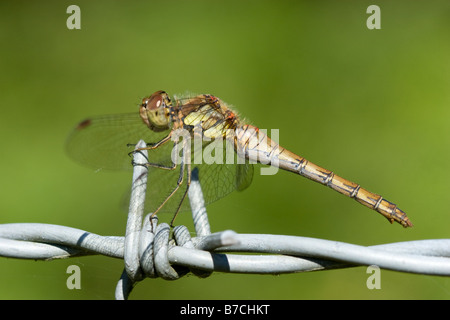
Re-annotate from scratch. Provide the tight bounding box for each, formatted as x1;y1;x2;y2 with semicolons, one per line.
149;140;188;226
142;142;179;170
131;139;180;170
130;149;151;168
144;162;177;170
170;161;192;228
129;149;176;169
127;134;172;158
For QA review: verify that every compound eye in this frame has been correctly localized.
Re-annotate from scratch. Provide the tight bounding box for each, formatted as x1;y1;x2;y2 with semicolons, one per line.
142;90;166;110
149;90;167;110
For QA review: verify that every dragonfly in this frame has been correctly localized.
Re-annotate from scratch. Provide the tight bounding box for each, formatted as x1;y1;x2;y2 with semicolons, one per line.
66;90;412;228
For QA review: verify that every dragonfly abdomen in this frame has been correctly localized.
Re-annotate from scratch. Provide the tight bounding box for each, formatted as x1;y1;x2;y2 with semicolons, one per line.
291;156;412;228
319;168;412;227
235;124;412;228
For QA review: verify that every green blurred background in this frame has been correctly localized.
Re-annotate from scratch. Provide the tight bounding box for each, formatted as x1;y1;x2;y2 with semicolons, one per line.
1;0;450;299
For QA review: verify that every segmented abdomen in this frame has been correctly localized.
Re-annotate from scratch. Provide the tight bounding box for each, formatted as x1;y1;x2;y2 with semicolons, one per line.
234;124;412;228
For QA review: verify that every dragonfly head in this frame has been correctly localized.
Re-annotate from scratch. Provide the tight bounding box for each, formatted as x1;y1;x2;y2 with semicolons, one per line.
140;90;172;132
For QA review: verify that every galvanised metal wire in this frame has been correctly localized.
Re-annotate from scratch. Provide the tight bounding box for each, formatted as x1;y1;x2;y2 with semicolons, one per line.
0;140;449;299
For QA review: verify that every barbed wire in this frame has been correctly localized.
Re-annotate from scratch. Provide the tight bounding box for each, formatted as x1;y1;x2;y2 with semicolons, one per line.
1;140;449;299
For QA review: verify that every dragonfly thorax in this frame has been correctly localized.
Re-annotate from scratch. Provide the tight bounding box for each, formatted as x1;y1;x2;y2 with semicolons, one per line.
140;90;172;132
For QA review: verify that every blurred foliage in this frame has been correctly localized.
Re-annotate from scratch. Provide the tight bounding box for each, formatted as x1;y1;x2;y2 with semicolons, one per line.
1;0;450;299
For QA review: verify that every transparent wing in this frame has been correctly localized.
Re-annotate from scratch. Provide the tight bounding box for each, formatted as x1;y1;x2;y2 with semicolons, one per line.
66;113;254;215
66;113;171;171
141;138;254;214
143;158;254;214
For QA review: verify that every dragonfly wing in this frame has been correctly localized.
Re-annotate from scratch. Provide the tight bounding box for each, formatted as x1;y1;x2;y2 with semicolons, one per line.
67;113;254;216
235;161;254;191
189;138;254;208
142;139;254;215
194;161;254;207
66;113;172;171
142;162;254;215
